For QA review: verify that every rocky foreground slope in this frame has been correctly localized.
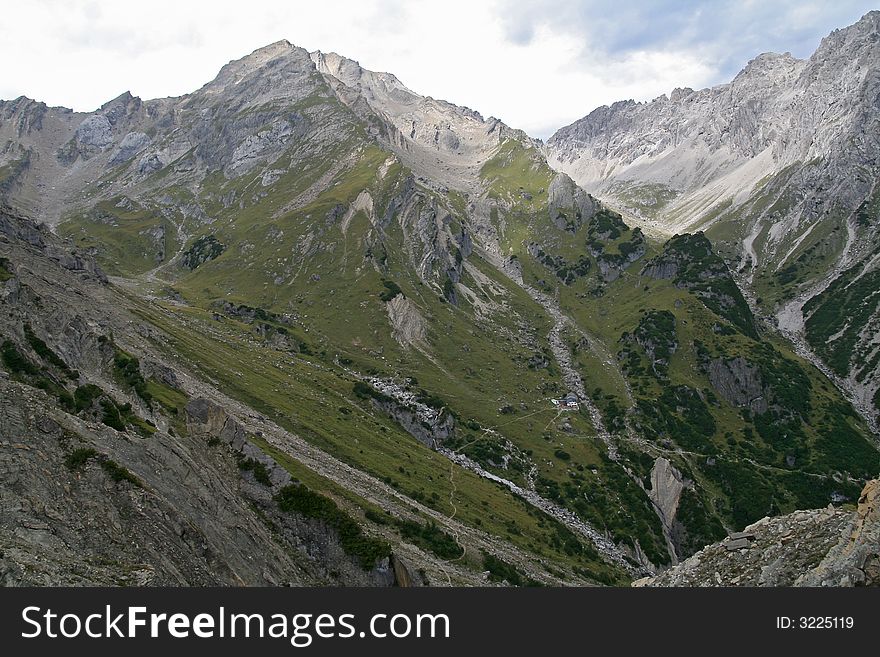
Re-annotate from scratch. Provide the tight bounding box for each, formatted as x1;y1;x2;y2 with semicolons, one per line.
0;208;418;585
634;479;879;586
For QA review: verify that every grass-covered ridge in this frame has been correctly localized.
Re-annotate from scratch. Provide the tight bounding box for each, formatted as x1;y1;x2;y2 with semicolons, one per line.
59;198;179;277
481;139;554;208
642;232;757;338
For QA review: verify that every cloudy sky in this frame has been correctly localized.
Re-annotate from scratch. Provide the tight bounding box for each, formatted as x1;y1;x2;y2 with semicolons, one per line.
2;0;875;138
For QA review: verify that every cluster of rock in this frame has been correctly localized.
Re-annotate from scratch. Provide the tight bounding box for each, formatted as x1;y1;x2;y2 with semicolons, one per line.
634;479;879;587
363;376;454;448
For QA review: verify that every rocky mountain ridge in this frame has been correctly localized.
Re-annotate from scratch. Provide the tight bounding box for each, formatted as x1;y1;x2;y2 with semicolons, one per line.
546;11;880;234
311;50;526;194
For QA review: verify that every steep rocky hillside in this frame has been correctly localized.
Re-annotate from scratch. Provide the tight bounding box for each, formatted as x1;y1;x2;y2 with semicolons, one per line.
0;32;877;586
2;206;629;586
311;50;528;196
546;11;880;432
0;209;405;585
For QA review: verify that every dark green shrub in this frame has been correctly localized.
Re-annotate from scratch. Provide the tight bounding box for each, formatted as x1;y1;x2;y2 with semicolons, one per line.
1;340;38;375
0;257;12;282
674;489;726;557
182;235;225;270
379;280;402;302
415;390;446;409
74;384;103;411
56;389;76;413
65;448;98;470
364;509;390;525
23;325;70;372
395;519;463;559
113;349;151;404
100;398;126;431
100;459;142;487
353;381;392;404
704;459;775;528
812;404;880;478
238;457;272;485
483;553;524;586
276;484;389;570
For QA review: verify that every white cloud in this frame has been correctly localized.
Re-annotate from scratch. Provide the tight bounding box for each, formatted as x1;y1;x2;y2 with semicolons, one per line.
0;0;874;138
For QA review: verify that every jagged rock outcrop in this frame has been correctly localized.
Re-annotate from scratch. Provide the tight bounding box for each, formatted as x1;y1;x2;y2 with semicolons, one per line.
107;132;151;166
798;479;880;586
311;50;529;194
73;115;114;155
185;397;291;489
634;479;879;587
386;294;428;349
374;397;455;450
706;357;768;415
547;173;598;231
390;553;415;587
647;457;685;538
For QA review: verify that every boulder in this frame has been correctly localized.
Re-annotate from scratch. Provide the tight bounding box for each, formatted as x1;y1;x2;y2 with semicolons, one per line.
107;132;151;166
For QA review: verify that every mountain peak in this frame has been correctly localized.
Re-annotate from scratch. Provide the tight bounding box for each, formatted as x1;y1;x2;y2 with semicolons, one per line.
232;39;304;69
99;90;139;110
199;39;315;100
252;39;294;55
814;9;880;58
854;9;880;28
